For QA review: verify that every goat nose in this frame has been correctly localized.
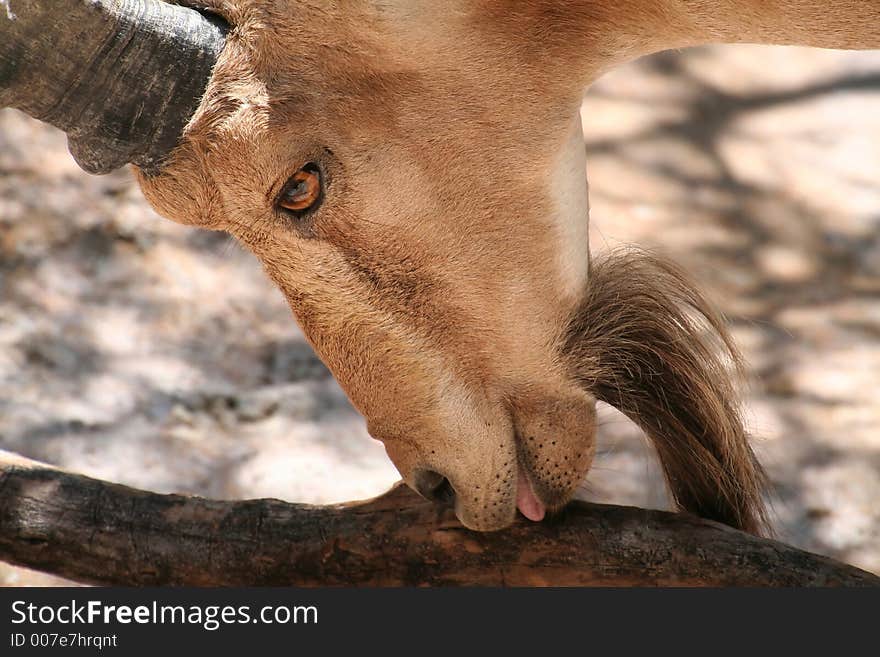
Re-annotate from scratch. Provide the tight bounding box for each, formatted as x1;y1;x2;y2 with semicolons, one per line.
413;470;456;505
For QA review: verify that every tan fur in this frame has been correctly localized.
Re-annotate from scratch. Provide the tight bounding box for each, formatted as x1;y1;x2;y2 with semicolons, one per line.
136;1;878;532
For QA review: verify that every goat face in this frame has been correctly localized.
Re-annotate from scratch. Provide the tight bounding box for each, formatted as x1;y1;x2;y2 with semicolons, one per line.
137;0;595;530
138;0;766;533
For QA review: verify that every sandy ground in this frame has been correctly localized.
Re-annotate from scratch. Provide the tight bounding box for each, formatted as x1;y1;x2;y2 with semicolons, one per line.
1;44;878;585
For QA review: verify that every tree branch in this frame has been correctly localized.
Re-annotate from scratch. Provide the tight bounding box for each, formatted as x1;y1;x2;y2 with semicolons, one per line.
0;450;876;586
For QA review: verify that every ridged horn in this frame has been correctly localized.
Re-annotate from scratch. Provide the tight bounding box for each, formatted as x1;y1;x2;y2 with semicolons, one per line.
0;0;227;174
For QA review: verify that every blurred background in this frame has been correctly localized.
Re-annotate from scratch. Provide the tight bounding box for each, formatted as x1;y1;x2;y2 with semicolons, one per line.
1;44;878;584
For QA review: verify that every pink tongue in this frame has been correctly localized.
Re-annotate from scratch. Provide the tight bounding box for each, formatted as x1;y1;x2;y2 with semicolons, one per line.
516;471;545;522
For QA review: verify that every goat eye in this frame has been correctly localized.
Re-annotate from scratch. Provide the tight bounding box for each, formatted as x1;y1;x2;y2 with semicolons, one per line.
277;163;322;214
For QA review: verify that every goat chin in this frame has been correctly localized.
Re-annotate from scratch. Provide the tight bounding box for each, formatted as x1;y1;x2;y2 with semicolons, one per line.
560;247;770;536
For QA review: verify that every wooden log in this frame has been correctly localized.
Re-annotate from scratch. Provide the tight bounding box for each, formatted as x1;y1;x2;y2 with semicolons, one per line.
0;450;877;586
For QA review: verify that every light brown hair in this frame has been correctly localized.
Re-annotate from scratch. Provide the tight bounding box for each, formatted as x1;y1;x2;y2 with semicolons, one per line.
563;249;769;534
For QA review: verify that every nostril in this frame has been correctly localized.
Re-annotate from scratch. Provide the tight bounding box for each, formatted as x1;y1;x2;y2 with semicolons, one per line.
431;478;455;504
414;470;456;505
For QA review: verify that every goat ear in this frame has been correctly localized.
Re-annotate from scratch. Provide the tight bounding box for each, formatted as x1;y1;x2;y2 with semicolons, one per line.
562;248;769;536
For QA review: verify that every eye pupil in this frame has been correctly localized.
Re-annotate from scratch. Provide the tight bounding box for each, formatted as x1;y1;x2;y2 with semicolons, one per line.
289;181;307;198
278;164;322;214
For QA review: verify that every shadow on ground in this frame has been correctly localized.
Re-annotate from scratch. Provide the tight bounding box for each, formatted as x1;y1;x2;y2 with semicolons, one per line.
583;45;880;573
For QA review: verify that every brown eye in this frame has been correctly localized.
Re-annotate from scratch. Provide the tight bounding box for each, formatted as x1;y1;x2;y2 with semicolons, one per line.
277;163;323;214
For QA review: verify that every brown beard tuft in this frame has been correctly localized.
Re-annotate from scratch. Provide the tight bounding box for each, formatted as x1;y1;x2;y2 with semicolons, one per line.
562;248;769;535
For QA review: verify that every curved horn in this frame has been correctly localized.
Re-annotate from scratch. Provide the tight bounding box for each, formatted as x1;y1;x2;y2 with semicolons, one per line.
0;0;226;174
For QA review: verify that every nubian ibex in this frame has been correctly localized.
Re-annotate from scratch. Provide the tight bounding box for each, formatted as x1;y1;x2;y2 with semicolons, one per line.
3;1;878;534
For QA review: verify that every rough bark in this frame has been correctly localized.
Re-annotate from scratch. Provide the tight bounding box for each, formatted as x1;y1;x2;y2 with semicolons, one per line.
0;0;226;174
0;451;877;586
